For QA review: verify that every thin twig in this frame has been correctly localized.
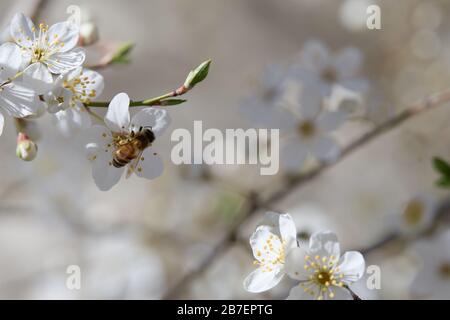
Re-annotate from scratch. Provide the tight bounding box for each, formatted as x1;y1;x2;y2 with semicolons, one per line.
163;88;450;299
344;285;362;300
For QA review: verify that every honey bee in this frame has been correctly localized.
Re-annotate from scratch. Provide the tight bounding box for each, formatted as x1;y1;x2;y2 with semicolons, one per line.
112;126;155;178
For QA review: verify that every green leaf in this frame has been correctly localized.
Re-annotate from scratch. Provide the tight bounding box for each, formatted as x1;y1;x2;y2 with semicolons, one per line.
184;59;211;89
159;99;187;106
111;42;134;64
433;157;450;177
436;176;450;188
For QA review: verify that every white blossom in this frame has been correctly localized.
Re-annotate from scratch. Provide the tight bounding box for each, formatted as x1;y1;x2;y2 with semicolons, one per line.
0;42;41;133
84;92;170;191
9;13;85;93
290;40;369;97
275;86;346;171
411;229;450;299
394;194;437;235
286;230;365;300
45;67;104;136
243;212;297;293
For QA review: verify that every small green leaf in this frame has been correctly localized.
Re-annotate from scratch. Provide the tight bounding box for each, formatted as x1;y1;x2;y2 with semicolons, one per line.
111;42;134;64
433;157;450;177
436;177;450;188
159;99;187;106
184;59;211;89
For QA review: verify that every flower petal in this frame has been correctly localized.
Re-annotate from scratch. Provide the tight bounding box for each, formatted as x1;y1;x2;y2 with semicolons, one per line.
47;21;80;52
281;138;308;172
279;213;297;250
287;285;315;300
333;47;363;78
317;111;346;132
132;147;164;180
250;225;283;263
284;246;310;280
92;151;124;191
81;68;105;98
309;230;340;259
300;40;330;72
53;105;92;137
23;62;53;94
0;83;39;117
298;85;323;119
46;48;86;74
10;13;35;48
105;92;130;132
259;211;282;236
336;251;365;285
311;136;340;163
130;108;171;137
0;42;22;77
82;124;112;149
243;266;284;293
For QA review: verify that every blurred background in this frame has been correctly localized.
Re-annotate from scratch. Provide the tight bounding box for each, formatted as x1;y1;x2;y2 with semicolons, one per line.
0;0;450;299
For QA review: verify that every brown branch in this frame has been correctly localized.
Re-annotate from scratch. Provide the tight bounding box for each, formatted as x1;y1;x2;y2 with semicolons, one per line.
163;89;450;299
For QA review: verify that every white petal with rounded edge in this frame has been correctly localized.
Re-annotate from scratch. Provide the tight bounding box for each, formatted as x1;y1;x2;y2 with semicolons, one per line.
81;69;105;98
130;108;171;137
0;83;39;117
337;251;365;284
279;213;297;250
298;85;323;119
311;136;340;162
317;111;346;132
0;43;22;77
243;266;284;293
47;21;80;52
10;13;35;48
133;147;164;180
250;225;283;263
284;246;310;280
105;92;130;132
300;40;330;72
23;62;53;94
46;48;86;74
308;230;340;259
92;151;124;191
82;125;112;149
53;106;92;137
287;285;315;300
333;47;363;78
259;211;281;236
281;138;308;172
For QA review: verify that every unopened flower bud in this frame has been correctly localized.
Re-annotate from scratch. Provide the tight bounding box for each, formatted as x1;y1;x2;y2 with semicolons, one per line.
79;21;99;46
184;59;211;90
16;133;38;162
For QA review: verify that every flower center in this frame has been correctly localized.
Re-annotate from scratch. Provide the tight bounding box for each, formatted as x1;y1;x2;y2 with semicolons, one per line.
297;120;316;138
63;76;97;104
439;263;450;279
402;200;424;226
28;22;65;63
321;67;338;84
253;234;286;273
316;271;332;286
299;254;343;300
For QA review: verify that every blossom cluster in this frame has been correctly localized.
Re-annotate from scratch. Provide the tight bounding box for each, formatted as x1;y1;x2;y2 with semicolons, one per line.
241;40;368;172
244;212;365;300
0;12;209;191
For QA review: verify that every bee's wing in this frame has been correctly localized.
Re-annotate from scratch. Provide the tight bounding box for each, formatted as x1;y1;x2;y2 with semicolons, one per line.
126;149;145;179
